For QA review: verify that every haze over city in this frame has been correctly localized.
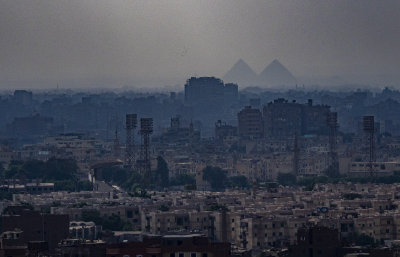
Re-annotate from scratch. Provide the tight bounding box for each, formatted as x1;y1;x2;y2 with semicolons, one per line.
1;0;400;89
3;1;400;257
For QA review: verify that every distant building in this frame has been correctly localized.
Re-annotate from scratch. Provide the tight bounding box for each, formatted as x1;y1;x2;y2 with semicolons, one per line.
0;182;55;195
13;90;32;106
215;120;238;142
263;98;331;139
238;106;263;139
184;77;238;106
6;114;62;137
263;99;302;139
158;116;200;145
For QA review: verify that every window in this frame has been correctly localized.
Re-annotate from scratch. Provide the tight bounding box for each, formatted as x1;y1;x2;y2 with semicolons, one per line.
202;254;208;257
191;253;197;257
179;254;184;257
232;219;235;223
170;254;175;257
232;227;235;231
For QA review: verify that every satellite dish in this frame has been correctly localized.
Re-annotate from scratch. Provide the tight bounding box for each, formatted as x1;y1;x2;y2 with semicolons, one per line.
320;207;329;213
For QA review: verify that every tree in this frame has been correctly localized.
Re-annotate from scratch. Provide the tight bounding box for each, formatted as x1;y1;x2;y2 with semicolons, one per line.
82;210;132;231
101;166;128;185
44;158;78;180
202;166;227;191
277;172;296;186
170;174;196;186
122;172;143;192
347;233;376;246
154;156;169;188
82;210;103;225
228;175;249;189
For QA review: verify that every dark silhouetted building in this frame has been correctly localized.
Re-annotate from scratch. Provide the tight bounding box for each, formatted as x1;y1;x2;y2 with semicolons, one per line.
57;239;106;257
1;207;69;254
184;77;238;107
13;90;32;106
106;234;231;257
6;114;62;137
288;226;340;257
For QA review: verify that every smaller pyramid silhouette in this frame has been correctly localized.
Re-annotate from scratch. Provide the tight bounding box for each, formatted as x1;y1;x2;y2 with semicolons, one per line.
224;59;258;86
258;59;297;87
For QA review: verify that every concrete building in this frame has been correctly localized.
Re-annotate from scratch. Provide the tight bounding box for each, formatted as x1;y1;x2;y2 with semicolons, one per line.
263;98;331;139
1;207;69;254
238;106;263;139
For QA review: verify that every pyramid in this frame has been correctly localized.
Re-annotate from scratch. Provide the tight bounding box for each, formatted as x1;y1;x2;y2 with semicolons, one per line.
258;59;297;87
223;59;258;87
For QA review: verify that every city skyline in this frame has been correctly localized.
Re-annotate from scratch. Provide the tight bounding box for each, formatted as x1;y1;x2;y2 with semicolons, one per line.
1;0;400;88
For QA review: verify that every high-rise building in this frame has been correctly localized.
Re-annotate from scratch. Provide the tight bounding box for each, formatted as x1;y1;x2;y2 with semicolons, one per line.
13;90;33;105
263;99;302;139
238;106;263;139
263;98;331;139
184;77;238;106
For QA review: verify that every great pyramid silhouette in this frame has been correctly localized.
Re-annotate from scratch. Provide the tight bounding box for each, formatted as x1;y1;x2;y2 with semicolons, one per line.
224;59;297;88
258;59;297;87
223;59;258;86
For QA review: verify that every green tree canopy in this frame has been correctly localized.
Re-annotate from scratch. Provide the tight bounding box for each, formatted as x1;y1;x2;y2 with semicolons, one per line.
228;175;250;189
154;156;169;188
202;166;227;191
4;158;78;181
170;174;196;187
277;172;297;186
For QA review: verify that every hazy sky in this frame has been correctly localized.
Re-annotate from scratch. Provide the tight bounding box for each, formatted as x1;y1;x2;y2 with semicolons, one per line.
1;0;400;88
